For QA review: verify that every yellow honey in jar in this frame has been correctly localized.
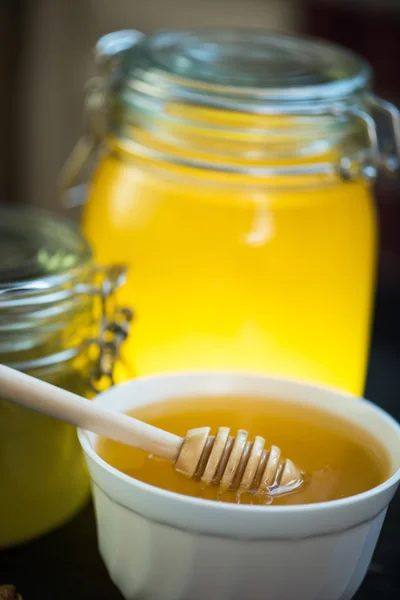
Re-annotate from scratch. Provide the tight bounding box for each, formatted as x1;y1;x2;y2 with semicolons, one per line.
85;155;375;394
79;30;381;395
97;394;389;505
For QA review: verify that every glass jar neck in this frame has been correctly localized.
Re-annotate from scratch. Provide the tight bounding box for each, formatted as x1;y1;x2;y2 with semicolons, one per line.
105;28;375;182
0;265;131;396
109;95;371;187
58;30;400;203
0;262;96;369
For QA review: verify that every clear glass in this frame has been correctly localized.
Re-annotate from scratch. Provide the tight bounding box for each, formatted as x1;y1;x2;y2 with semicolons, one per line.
0;207;129;548
83;30;377;395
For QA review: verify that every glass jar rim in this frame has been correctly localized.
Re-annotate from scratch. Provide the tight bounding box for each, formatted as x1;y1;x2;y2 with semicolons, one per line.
115;28;371;115
0;206;131;388
105;28;375;182
0;206;95;361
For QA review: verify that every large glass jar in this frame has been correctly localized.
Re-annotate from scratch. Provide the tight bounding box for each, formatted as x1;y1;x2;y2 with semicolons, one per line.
61;29;400;395
0;207;131;548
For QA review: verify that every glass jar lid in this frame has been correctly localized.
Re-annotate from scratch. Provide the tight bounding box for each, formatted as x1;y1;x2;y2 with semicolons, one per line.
58;28;400;204
0;206;92;288
0;206;131;385
0;206;95;361
116;28;370;114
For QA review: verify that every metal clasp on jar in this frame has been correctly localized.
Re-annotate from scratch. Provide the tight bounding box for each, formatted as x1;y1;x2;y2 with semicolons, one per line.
333;95;400;181
58;29;400;199
58;30;144;208
58;92;400;195
77;264;134;392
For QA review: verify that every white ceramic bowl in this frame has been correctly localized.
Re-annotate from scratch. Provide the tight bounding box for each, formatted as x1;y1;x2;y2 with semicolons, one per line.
78;374;400;600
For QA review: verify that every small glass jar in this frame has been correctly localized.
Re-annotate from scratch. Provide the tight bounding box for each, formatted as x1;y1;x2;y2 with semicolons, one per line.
0;206;132;548
60;29;400;395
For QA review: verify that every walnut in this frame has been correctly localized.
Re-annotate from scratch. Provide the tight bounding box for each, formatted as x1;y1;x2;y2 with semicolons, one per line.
0;585;22;600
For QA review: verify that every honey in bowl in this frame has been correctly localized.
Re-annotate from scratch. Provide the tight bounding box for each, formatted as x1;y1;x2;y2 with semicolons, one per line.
96;395;390;505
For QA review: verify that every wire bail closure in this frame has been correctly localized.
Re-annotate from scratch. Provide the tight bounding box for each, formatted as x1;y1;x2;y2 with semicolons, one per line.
368;94;400;175
58;30;144;208
77;265;133;393
58;31;400;203
59;91;400;191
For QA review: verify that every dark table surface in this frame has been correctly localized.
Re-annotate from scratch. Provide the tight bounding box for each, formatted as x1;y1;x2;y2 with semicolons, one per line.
1;287;399;600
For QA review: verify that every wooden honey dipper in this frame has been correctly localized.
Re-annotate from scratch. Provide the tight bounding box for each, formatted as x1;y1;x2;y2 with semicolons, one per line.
175;427;302;492
0;364;303;494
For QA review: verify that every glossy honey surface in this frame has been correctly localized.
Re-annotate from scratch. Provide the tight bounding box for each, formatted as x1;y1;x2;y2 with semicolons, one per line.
97;395;389;505
84;146;376;394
